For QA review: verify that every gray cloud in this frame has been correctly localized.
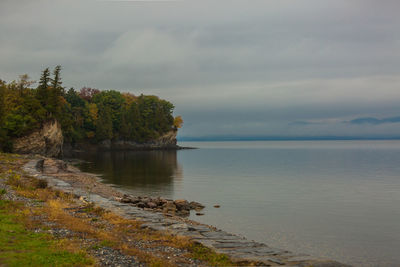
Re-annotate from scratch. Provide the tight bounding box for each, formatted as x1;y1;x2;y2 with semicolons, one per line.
1;0;400;138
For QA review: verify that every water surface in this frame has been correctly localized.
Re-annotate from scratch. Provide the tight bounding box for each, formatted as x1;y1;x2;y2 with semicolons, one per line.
74;140;400;266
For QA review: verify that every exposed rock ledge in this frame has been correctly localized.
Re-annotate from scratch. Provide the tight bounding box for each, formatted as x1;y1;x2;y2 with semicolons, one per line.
64;130;185;154
13;120;63;158
99;130;179;150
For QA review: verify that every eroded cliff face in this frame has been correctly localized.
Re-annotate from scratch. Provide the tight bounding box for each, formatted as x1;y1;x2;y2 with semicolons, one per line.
13;120;63;157
100;130;178;150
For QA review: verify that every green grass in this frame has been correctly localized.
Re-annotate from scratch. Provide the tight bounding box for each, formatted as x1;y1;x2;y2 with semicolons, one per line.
0;199;93;267
189;243;233;266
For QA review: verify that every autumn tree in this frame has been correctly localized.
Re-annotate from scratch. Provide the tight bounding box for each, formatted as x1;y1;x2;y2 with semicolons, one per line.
79;87;100;101
173;116;183;129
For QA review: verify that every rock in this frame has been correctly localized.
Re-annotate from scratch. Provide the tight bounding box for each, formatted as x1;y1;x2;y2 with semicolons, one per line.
155;197;167;206
213;205;221;208
189;201;205;210
97;130;178;150
120;194;140;204
171;223;188;230
163;201;177;215
120;197;132;203
43;159;64;173
177;209;190;217
35;159;44;171
36;158;68;174
137;202;146;208
146;202;157;209
13;120;63;157
174;199;190;211
196;212;205;216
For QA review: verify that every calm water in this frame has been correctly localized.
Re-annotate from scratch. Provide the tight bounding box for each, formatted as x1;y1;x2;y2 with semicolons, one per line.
74;141;400;266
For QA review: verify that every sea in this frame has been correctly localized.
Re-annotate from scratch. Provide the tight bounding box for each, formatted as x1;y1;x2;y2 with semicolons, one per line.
73;140;400;266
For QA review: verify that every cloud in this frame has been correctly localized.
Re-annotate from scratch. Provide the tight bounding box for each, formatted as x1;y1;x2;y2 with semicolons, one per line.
1;0;400;137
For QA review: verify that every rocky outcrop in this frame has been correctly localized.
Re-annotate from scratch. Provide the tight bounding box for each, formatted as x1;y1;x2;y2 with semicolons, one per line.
13;120;63;157
116;194;205;217
100;130;178;150
64;130;180;154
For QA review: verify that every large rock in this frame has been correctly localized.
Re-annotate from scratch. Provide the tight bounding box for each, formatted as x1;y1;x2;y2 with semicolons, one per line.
13;120;63;157
174;199;190;211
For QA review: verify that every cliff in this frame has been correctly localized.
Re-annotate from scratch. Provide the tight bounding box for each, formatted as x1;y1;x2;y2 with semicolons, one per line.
100;130;178;150
12;120;179;157
13;120;63;157
63;130;180;155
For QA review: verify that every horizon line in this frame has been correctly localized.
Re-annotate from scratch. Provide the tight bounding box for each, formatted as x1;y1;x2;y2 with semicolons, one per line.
177;136;400;141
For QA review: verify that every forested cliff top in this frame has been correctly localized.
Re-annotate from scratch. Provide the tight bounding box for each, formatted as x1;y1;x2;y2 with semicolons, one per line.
0;66;183;152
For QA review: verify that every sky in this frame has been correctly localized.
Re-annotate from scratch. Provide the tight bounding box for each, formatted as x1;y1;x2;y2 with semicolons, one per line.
1;0;400;139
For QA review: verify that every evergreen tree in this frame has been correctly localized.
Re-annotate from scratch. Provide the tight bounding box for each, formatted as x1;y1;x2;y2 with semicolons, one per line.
51;65;63;95
48;65;64;118
36;67;50;108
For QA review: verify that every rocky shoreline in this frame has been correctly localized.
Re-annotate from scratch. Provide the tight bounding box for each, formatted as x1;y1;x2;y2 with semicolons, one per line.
24;157;349;267
116;195;205;217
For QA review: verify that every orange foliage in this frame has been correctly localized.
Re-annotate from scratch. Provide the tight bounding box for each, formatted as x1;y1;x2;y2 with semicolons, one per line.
173;116;183;129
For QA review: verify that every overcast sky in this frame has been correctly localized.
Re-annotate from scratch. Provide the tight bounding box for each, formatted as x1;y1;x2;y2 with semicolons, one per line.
1;0;400;138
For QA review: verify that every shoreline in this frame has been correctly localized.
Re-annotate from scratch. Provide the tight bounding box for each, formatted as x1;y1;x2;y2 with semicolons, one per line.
63;142;197;155
22;155;348;266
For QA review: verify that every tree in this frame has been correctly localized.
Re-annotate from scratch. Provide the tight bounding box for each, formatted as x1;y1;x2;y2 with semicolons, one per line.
36;67;50;107
92;90;125;134
65;88;86;108
17;74;35;96
47;65;65;118
173;116;183;129
51;65;63;95
79;87;100;101
96;107;113;141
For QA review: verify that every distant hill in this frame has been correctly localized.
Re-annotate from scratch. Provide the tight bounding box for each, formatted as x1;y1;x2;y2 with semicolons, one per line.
348;116;400;125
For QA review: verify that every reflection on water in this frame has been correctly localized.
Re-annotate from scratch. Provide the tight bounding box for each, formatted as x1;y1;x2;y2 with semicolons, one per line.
70;141;400;267
74;150;182;198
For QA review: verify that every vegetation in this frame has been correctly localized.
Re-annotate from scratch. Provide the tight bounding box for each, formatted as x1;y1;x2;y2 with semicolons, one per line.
0;66;182;152
0;200;93;266
0;154;94;266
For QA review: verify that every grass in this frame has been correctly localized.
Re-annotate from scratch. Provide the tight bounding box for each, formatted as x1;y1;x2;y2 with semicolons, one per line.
188;243;233;266
0;199;93;267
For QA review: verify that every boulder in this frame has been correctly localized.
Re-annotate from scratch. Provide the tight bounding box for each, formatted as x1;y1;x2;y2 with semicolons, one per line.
189;201;205;210
174;199;190;211
163;201;177;215
13;120;63;157
146;202;158;209
137;202;146;208
120;195;139;204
